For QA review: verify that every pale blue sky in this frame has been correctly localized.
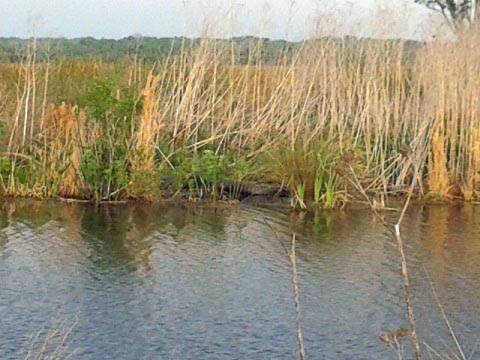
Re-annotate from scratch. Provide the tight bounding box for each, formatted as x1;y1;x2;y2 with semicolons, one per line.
0;0;439;40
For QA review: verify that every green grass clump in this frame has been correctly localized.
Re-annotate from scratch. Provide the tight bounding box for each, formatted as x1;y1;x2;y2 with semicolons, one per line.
261;138;346;209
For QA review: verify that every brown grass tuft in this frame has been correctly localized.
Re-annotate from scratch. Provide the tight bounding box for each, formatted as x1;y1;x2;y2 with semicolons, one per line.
42;102;88;198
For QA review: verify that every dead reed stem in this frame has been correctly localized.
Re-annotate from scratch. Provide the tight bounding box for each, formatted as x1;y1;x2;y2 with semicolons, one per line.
424;268;466;360
395;226;421;360
265;220;306;360
350;163;422;360
290;233;306;360
395;169;422;360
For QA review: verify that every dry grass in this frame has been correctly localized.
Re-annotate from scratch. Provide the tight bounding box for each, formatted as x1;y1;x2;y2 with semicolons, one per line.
417;32;480;199
129;71;162;197
429;116;450;197
23;316;78;360
41;103;89;198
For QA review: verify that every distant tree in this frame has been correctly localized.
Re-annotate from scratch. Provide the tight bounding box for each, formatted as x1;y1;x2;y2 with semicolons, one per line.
415;0;479;31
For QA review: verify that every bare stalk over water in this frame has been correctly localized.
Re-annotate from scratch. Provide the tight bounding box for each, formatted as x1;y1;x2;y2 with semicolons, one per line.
349;163;422;360
424;268;467;360
290;234;306;360
265;221;306;360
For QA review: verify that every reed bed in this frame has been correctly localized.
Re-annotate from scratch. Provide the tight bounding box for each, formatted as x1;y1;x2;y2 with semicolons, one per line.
0;31;479;205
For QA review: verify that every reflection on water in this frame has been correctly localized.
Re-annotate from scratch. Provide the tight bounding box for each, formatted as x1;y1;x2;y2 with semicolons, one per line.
0;200;479;359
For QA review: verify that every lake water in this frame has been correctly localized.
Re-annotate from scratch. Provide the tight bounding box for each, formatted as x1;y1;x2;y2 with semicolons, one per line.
0;200;479;359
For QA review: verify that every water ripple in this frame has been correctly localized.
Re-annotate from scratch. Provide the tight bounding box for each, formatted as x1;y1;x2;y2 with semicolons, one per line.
0;202;478;359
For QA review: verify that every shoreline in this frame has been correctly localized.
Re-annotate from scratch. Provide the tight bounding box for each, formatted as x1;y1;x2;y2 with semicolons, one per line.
0;185;473;210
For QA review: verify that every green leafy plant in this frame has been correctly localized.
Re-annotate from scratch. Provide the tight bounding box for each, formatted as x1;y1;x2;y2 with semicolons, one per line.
81;149;101;200
226;152;252;199
324;169;340;210
294;182;307;209
314;166;324;204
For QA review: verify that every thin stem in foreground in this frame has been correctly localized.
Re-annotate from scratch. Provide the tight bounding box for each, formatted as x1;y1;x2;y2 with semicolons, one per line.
349;165;421;360
290;234;306;360
424;267;466;360
264;220;306;360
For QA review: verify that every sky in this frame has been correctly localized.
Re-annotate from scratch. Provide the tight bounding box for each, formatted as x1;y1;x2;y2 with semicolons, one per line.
0;0;443;40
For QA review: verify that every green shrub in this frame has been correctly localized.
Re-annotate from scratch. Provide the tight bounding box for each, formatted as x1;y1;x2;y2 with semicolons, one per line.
81;149;102;200
169;148;252;200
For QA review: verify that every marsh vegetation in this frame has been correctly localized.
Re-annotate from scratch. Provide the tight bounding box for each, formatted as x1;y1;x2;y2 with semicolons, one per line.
1;30;480;208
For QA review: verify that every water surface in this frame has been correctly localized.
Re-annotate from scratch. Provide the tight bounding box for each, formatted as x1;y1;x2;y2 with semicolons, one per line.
0;200;479;359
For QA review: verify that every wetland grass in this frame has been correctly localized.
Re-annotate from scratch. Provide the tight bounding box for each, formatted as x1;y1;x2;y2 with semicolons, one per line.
0;30;479;206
